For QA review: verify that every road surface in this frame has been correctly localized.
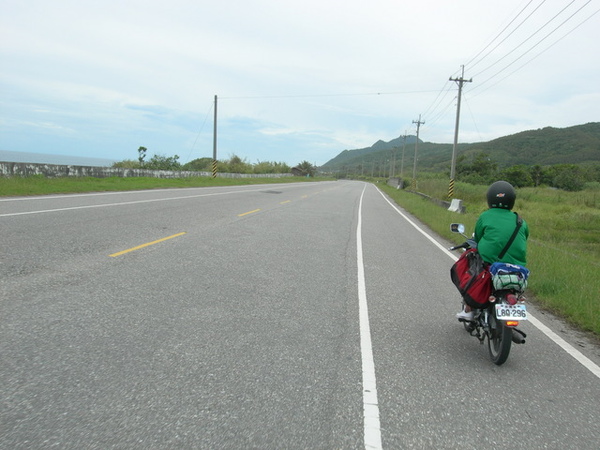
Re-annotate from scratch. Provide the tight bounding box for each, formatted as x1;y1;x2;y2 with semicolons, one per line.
1;180;599;449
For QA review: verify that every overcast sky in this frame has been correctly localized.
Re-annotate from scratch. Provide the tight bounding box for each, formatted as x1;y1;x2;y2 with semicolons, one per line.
1;0;598;166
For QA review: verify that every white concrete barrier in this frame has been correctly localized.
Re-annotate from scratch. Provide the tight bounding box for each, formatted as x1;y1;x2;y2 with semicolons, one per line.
448;199;463;212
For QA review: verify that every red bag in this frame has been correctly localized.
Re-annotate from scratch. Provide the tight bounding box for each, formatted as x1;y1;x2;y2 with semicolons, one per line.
450;249;492;309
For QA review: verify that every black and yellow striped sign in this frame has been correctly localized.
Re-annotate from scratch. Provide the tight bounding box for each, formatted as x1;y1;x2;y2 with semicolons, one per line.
448;179;455;198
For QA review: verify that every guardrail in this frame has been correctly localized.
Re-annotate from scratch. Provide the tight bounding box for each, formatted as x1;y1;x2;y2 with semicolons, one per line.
387;177;466;213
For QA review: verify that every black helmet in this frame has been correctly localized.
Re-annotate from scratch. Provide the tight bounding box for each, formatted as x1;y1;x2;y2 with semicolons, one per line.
487;181;516;209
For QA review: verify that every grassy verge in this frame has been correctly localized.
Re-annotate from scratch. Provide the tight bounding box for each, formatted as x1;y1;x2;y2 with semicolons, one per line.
0;175;332;197
380;180;600;337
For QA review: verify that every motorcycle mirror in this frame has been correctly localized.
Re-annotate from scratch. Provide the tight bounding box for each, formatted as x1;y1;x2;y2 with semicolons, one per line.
450;223;465;234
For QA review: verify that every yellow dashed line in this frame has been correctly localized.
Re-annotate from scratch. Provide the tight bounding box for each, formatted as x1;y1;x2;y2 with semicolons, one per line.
110;232;187;257
238;209;261;217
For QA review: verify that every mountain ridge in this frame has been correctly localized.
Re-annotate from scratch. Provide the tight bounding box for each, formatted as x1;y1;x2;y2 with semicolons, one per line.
320;122;600;173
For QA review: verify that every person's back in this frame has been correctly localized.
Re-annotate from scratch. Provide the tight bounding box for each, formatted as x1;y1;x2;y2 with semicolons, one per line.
475;208;528;267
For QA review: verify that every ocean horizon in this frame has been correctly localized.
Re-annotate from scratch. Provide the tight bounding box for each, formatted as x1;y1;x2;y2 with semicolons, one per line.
0;150;117;167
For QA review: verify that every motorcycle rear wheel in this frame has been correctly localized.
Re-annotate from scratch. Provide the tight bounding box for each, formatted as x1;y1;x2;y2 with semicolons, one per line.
487;314;512;365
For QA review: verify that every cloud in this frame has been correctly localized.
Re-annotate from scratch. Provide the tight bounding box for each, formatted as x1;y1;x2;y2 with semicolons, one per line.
1;0;599;166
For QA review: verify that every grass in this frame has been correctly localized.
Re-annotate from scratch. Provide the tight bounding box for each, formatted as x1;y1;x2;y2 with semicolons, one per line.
380;179;600;337
0;175;330;197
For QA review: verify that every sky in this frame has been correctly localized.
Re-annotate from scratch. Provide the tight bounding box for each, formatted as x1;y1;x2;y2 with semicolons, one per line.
1;0;599;167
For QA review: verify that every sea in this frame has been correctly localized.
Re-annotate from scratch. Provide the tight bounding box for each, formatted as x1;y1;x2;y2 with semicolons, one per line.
0;150;116;167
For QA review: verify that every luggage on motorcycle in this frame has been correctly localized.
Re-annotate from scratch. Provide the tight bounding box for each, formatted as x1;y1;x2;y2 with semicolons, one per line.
489;262;529;292
450;249;492;309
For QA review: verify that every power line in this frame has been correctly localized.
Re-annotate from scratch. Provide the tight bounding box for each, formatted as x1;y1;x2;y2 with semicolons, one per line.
422;95;456;131
462;93;483;142
471;0;579;79
421;80;454;119
468;5;600;98
219;90;439;100
185;101;214;162
469;0;595;96
417;66;467;132
200;2;597;156
465;0;541;72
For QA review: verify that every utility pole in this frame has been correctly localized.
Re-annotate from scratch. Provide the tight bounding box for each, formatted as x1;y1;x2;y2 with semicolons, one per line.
400;132;407;188
449;66;472;198
212;94;218;178
412;115;424;190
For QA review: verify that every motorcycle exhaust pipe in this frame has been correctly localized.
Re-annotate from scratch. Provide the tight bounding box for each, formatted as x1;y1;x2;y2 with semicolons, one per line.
511;329;526;344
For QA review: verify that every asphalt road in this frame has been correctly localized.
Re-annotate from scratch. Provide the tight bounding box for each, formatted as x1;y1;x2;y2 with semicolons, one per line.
1;180;599;449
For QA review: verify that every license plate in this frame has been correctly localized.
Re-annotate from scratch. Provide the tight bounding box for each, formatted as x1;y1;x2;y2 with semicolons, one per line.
495;304;528;321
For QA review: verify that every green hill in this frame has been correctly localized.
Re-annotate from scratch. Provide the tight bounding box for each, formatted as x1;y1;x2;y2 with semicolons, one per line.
320;122;600;175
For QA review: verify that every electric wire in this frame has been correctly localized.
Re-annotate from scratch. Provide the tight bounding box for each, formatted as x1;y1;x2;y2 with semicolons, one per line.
399;1;596;143
420;2;541;137
467;5;600;99
468;0;595;96
422;94;457;132
415;65;465;136
399;1;595;142
470;0;580;79
421;80;454;120
465;0;542;72
192;2;597;150
219;90;439;100
184;101;214;162
462;93;483;142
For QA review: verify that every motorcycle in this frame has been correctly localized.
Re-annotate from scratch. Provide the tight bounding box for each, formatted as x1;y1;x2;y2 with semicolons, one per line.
450;223;529;365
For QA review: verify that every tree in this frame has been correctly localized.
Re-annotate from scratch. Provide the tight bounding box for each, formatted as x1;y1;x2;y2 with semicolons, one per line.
530;165;544;186
252;160;291;174
138;146;147;166
456;151;497;184
112;159;141;169
227;154;251;173
471;152;498;179
182;157;213;171
498;165;534;187
553;166;585;191
145;154;181;170
296;161;316;177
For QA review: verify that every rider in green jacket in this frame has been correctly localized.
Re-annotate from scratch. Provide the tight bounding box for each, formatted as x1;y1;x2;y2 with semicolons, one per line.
456;180;529;321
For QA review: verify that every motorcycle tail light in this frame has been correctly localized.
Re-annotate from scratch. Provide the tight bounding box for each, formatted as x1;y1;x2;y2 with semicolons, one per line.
507;294;518;305
506;321;519;327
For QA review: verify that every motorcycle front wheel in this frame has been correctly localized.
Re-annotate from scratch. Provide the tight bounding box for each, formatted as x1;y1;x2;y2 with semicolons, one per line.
487;313;512;365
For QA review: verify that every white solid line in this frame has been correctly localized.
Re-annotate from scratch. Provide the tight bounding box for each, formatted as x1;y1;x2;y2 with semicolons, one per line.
528;316;600;379
374;186;600;380
374;186;456;259
0;188;265;217
0;182;319;203
357;185;383;450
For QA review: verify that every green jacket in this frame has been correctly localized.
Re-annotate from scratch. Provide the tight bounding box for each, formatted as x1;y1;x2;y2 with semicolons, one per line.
474;208;529;266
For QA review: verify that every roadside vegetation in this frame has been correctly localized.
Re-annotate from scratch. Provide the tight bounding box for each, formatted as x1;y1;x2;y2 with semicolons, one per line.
113;147;318;177
379;174;600;337
0;174;328;197
0;150;321;196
